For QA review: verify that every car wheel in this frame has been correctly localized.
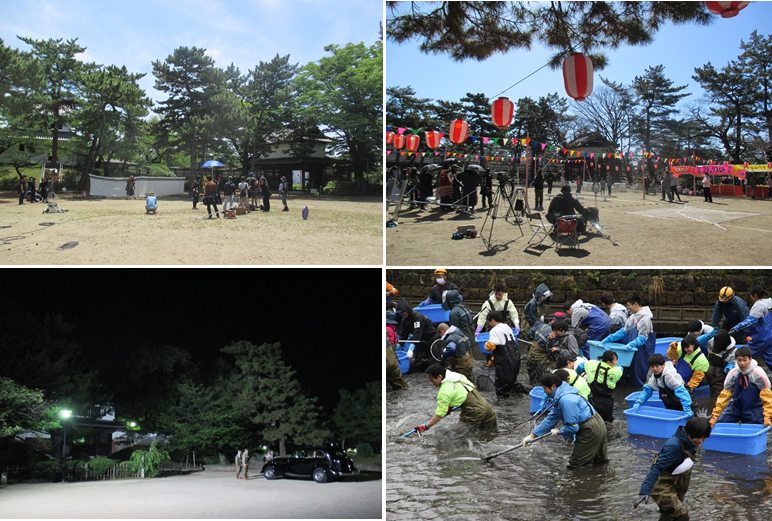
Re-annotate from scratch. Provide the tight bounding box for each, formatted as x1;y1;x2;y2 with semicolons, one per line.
264;466;276;480
312;468;328;483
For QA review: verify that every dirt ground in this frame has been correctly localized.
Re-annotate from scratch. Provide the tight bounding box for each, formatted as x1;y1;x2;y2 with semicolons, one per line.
0;193;382;265
387;188;772;266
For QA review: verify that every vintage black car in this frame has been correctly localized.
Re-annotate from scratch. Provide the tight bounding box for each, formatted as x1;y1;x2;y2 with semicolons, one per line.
261;447;358;483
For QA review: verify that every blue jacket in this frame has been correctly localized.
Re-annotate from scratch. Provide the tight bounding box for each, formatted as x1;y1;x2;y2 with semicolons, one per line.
525;283;551;325
639;425;697;495
711;296;749;330
533;381;595;440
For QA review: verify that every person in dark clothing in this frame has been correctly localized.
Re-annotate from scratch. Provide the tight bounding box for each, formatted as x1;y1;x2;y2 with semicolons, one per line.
18;175;27;205
533;170;545;210
395;297;439;371
458;168;479;213
203;175;219;219
545;172;555;195
126;175;136;199
419;269;460;306
191;176;202;209
26;177;36;203
259;176;271;212
279;176;290;211
418;168;434;209
547;185;588;233
634;417;712;520
480;169;493;209
223;176;237;211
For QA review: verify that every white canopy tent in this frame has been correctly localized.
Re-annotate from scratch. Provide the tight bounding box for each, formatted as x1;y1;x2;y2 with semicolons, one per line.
88;175;185;197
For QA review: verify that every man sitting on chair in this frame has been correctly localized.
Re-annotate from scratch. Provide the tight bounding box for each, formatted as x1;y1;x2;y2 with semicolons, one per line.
547;185;587;233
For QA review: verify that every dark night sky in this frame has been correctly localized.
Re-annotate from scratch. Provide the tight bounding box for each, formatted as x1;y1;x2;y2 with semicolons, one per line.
4;268;381;411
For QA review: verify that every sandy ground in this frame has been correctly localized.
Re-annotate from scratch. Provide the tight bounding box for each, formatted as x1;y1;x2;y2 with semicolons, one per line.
0;193;382;265
387;188;772;266
0;469;382;519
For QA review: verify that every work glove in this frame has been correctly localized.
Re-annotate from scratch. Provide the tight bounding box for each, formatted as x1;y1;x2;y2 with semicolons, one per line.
475;325;483;338
624;341;637;351
521;434;536;446
416;301;426;308
415;424;428;435
709;417;717;428
406;350;414;360
550;428;560;437
633;495;650;508
631;402;641;413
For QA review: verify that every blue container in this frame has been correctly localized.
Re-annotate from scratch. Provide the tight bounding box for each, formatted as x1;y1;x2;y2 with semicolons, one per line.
624;406;689;438
587;340;637;367
702;423;771;455
529;386;545;414
397;351;410;374
413;304;449;324
655;337;681;356
477;332;492;355
693;385;710;398
625;391;665;409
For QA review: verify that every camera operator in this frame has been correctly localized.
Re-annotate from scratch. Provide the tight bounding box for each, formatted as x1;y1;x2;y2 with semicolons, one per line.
547;185;588;233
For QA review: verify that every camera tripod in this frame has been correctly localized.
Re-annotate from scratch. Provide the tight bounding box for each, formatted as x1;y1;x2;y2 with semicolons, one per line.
480;182;531;250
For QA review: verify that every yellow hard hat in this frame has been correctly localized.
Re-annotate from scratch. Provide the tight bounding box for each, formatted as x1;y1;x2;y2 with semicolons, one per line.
718;286;734;302
434;269;448;276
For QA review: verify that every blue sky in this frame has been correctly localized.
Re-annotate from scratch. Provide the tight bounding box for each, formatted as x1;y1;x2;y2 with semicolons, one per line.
1;0;382;112
387;2;772;117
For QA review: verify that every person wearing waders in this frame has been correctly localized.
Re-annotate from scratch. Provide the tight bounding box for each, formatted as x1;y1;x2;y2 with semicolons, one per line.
600;292;655;386
699;329;737;400
565;299;611;357
522;373;608;469
394;297;439;371
442;290;476;354
385;316;408;390
436;322;474;380
523;283;553;331
666;334;709;391
414;364;497;434
630;354;694;417
709;346;772;428
546;319;580;362
475;283;520;337
554;356;590;399
711;286;749;343
633;417;712;521
577;349;622;423
729;285;772;370
484;311;528;398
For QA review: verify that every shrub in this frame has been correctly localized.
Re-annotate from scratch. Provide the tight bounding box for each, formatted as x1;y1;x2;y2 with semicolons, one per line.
87;457;116;477
355;442;374;459
127;442;170;478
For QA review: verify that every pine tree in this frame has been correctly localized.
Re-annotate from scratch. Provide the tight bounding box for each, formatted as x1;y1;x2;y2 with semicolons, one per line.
631;65;690;155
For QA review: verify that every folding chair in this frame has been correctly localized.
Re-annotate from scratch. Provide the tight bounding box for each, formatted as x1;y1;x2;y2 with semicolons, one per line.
526;211;552;247
555;217;579;250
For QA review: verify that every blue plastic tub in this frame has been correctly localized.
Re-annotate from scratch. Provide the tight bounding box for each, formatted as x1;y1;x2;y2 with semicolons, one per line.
702;423;771;455
413;304;449;324
623;406;689;438
625;391;665;409
587;340;637;367
655;337;681;356
529;386;545;414
397;351;410;374
477;332;492;355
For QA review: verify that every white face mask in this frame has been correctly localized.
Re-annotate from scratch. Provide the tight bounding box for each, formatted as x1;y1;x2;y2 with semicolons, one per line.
436;278;445;285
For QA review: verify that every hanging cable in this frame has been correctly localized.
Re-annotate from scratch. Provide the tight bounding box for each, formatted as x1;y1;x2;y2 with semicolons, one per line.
488;60;554;101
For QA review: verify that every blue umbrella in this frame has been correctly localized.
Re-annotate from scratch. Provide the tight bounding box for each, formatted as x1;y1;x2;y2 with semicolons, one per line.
201;160;224;168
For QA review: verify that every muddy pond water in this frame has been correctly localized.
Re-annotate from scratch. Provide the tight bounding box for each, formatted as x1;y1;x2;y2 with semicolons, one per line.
386;358;772;521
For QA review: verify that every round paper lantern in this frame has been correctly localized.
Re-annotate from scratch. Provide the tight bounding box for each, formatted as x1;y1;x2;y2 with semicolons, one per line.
705;1;749;18
425;131;443;149
449;119;469;145
385;131;395;144
491;97;514;128
615;166;619;171
406;134;420;152
393;134;406;149
562;53;594;101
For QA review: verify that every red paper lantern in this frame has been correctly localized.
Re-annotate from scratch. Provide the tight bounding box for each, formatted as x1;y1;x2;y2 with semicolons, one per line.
425;131;443;149
491;97;514;128
406;134;420;152
393;134;406;149
705;1;749;18
385;131;395;144
615;166;619;171
562;53;594;101
448;119;469;144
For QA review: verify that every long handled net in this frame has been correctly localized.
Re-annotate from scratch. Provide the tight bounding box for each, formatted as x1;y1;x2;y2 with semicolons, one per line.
626;205;758;231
